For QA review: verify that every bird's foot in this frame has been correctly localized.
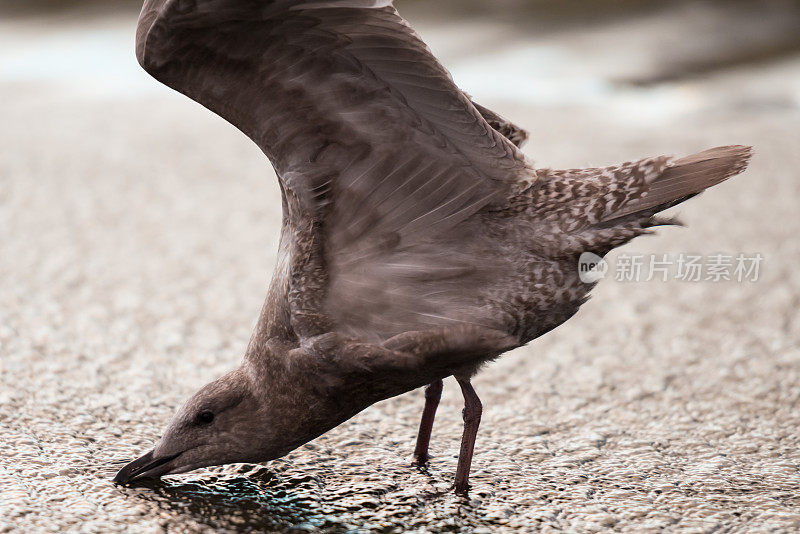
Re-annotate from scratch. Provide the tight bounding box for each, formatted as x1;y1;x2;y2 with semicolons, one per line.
454;480;471;495
411;452;430;467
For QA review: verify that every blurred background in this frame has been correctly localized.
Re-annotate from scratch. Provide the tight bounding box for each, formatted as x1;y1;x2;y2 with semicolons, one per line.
2;1;799;533
4;0;800;115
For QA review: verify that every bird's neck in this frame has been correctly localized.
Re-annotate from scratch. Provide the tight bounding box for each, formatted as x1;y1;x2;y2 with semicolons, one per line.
240;337;377;452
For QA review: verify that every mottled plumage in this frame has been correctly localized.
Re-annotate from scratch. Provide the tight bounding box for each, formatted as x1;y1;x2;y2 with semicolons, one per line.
115;0;751;493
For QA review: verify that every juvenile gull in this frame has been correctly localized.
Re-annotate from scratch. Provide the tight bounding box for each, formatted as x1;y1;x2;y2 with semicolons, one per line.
114;0;751;493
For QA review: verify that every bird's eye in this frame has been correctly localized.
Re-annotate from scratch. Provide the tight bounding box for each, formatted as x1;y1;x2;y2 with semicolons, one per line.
196;410;214;425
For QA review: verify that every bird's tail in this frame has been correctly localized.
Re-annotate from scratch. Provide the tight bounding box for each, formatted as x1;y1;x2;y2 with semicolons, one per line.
534;145;752;258
602;145;753;223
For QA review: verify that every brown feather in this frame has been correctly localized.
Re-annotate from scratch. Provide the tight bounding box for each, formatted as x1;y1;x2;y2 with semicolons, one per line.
608;145;753;219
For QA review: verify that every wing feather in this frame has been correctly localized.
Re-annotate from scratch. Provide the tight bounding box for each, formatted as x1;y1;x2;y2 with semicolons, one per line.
137;0;532;340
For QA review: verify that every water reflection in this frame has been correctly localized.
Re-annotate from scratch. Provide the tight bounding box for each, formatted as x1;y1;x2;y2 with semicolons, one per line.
126;462;501;532
131;466;329;531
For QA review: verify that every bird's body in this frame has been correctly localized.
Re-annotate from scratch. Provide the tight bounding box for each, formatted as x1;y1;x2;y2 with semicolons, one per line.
115;0;751;492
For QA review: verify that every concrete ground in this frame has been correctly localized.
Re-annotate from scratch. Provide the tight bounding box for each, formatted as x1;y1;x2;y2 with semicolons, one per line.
1;2;799;532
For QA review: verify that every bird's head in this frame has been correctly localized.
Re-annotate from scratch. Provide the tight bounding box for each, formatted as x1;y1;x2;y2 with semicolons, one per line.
113;364;305;484
112;334;411;485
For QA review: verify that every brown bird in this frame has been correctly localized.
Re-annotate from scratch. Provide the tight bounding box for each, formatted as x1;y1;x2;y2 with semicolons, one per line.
114;0;751;494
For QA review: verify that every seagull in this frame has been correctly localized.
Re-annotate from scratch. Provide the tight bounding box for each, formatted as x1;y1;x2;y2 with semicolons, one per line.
114;0;751;494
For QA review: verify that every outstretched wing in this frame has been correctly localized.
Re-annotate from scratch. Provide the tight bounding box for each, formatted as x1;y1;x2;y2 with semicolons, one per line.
137;0;534;341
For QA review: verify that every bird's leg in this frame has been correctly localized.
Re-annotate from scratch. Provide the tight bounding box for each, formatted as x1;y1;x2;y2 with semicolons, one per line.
454;377;482;495
412;379;443;465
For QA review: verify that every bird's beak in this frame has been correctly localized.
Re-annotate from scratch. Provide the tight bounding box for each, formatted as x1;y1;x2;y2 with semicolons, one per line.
113;448;182;485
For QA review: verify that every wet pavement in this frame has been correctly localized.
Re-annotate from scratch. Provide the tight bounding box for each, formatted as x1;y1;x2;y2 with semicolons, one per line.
2;3;800;532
